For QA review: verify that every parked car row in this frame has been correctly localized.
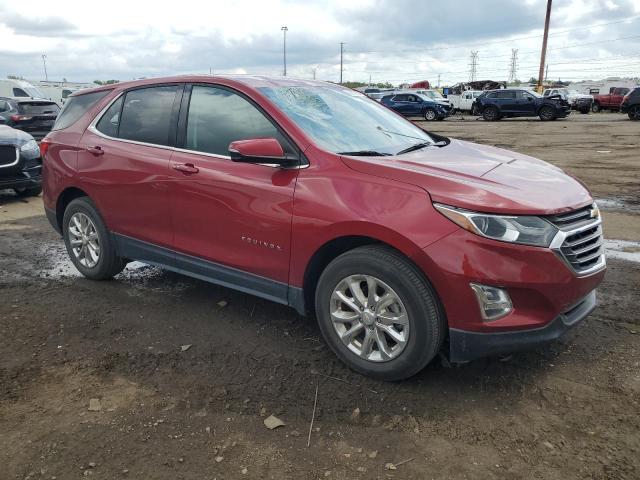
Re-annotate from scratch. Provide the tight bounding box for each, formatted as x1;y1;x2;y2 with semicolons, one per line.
0;124;42;197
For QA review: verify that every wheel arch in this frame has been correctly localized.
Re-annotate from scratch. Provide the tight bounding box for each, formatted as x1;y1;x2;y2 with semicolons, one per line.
55;186;90;232
300;232;440;318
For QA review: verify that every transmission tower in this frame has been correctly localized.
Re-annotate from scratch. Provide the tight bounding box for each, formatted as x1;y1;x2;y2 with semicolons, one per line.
508;49;519;83
469;51;478;82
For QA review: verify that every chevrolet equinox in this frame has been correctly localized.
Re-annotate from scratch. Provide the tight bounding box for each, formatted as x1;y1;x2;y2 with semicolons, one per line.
41;76;606;380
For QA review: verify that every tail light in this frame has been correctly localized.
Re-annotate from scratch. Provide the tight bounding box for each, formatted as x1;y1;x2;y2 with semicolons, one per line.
10;114;32;122
40;139;51;159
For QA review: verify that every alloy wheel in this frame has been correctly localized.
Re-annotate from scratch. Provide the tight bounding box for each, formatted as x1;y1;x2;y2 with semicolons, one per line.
330;274;410;362
68;212;101;268
631;106;640;120
424;109;436;121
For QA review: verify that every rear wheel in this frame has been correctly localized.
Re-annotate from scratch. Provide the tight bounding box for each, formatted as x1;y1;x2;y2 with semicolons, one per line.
592;102;601;113
628;106;640;121
315;245;445;381
14;186;42;197
539;106;556;121
579;107;590;114
423;108;437;121
482;106;500;121
62;197;126;280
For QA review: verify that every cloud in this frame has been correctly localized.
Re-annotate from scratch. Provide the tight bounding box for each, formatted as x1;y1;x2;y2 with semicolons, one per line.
0;0;638;84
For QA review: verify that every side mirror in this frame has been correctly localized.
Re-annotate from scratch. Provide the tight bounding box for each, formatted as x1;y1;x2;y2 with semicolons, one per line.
229;138;294;167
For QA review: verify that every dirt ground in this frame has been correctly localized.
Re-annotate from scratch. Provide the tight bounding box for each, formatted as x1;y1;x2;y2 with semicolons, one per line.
1;113;639;480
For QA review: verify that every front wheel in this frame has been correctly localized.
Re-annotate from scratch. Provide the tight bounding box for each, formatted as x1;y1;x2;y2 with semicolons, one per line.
629;106;640;120
315;245;445;381
579;107;590;114
423;108;437;121
62;197;126;280
592;103;601;113
482;106;500;121
539;106;556;121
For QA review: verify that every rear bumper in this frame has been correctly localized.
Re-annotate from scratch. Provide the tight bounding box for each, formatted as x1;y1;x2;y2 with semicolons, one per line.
449;290;596;362
0;172;41;190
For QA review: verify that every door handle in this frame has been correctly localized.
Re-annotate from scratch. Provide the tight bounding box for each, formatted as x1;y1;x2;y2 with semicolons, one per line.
86;146;104;156
173;162;199;174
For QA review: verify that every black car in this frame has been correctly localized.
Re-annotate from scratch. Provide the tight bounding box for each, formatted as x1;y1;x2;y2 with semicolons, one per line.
473;89;571;121
380;92;451;121
620;87;640;121
0;125;42;197
0;97;60;140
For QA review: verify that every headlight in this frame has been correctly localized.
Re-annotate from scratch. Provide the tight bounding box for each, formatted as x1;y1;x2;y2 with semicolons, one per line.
434;203;558;247
20;139;39;154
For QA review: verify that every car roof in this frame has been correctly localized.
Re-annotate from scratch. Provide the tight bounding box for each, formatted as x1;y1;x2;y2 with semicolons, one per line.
68;75;339;98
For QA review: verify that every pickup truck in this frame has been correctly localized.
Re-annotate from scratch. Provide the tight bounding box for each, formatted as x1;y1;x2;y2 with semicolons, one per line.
592;87;631;112
543;88;592;114
447;90;483;113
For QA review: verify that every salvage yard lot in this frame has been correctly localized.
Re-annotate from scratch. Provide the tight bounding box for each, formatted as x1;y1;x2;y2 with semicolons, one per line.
1;113;639;480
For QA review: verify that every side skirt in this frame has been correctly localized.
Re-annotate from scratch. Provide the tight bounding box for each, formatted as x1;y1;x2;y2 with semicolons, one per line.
113;233;305;314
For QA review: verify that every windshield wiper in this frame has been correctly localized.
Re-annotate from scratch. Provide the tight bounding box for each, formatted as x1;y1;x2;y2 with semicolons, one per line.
338;150;392;156
396;142;432;155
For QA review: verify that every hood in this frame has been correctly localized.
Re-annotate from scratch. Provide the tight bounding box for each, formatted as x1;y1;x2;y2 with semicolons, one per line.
0;125;34;147
341;139;592;215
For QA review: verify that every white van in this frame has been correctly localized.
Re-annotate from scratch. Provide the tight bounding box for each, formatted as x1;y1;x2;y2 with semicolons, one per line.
0;79;46;99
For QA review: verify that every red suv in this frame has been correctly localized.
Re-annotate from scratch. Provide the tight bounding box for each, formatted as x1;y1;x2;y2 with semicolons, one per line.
41;76;606;380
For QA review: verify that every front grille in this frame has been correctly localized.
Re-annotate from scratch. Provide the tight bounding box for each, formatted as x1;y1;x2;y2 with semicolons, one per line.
546;205;595;230
0;145;18;167
546;204;605;275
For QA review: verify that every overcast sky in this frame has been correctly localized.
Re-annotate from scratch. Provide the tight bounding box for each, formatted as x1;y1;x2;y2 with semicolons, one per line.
1;0;639;86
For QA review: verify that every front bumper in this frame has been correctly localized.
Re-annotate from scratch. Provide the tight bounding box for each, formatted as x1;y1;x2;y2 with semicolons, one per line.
413;225;605;361
449;289;596;362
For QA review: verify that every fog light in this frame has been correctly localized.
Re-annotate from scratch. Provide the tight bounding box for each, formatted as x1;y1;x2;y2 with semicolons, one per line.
470;283;513;321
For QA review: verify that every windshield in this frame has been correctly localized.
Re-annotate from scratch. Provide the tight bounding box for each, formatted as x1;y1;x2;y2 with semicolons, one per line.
259;85;433;155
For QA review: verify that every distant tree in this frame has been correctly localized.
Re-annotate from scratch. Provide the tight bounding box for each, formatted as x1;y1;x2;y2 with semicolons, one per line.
528;77;538;84
93;80;103;85
94;79;119;85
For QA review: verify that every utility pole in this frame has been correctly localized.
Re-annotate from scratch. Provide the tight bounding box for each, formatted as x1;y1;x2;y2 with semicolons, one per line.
469;51;478;82
340;42;344;85
537;0;552;92
508;49;519;83
437;74;441;88
281;26;288;76
312;67;317;80
545;64;549;83
41;54;48;81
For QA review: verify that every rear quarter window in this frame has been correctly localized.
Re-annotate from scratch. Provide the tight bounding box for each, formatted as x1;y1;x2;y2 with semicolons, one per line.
52;90;111;131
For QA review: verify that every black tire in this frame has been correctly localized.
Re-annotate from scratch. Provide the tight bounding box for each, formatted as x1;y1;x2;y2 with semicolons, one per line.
539;105;556;121
579;108;590;114
423;108;437;121
14;186;42;197
592;102;601;113
62;197;126;280
482;106;500;121
314;245;445;381
628;106;640;121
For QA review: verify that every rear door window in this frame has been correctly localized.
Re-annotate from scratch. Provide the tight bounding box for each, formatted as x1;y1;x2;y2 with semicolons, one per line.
53;90;110;130
117;86;178;146
12;88;28;97
184;85;291;157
